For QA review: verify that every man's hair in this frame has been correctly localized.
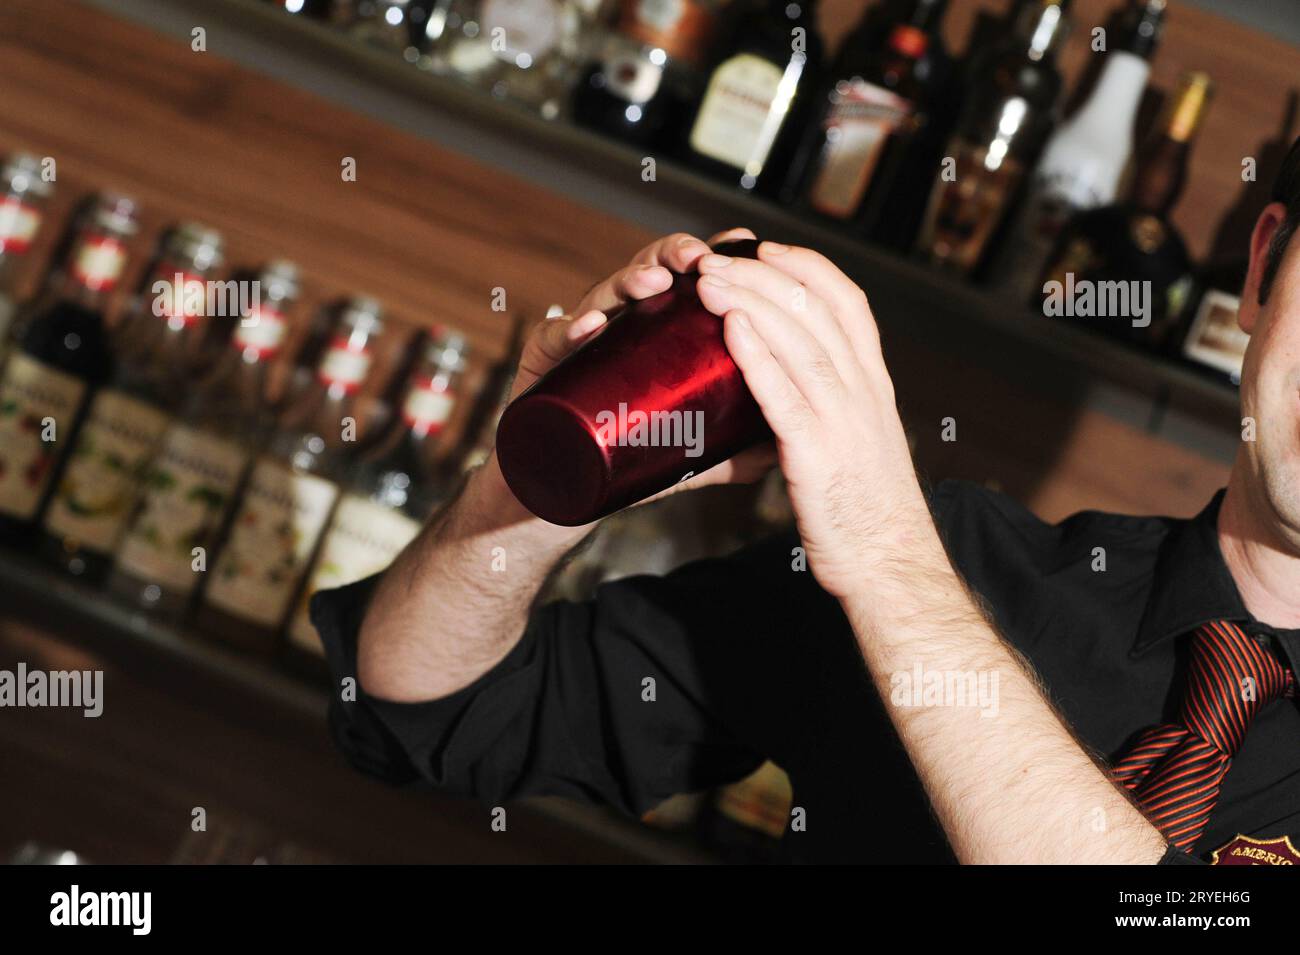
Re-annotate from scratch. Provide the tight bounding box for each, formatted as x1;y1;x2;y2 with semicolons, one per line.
1259;135;1300;305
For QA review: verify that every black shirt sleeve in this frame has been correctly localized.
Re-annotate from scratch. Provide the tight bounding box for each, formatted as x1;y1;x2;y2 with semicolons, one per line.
310;526;831;816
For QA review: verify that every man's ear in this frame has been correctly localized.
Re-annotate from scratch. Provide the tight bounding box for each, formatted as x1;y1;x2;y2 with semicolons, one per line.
1239;202;1288;334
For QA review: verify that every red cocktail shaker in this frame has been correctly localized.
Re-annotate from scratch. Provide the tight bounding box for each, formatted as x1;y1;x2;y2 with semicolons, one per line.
496;239;772;526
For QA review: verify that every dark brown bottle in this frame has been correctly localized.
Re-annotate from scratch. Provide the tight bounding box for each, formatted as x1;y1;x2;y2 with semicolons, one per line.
914;0;1067;276
1038;73;1212;351
40;223;226;581
794;0;948;229
0;194;139;544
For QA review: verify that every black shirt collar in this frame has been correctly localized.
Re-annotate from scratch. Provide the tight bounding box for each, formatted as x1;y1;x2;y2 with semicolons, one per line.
1133;489;1300;675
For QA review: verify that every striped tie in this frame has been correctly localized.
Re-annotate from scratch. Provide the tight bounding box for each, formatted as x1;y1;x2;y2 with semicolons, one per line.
1112;620;1294;851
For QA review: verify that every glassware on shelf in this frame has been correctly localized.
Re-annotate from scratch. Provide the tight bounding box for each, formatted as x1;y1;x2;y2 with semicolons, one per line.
421;0;615;119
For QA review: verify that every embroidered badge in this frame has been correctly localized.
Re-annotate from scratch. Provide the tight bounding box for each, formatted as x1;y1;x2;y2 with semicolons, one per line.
1210;833;1300;865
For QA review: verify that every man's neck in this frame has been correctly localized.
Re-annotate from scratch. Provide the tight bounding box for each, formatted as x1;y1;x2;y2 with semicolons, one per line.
1218;467;1300;630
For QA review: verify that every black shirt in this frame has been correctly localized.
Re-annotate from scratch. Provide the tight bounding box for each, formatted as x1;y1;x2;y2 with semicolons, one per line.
311;480;1300;864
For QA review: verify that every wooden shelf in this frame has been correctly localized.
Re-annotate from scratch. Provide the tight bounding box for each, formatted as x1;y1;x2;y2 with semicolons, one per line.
92;0;1244;432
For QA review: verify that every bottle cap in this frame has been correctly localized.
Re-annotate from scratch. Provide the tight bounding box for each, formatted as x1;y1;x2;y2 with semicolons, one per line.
259;259;300;303
86;193;140;238
164;222;225;273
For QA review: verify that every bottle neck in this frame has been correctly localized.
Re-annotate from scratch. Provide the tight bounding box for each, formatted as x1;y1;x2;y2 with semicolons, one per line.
287;335;376;440
0;193;46;287
53;230;130;312
1020;3;1066;62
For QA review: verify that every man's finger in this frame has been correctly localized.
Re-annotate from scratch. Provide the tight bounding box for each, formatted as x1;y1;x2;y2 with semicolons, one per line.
575;263;673;315
757;242;884;373
700;277;846;417
696;253;863;389
722;309;816;441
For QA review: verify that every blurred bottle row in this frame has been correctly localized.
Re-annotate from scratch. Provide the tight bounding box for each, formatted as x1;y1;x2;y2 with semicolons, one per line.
0;165;530;670
267;0;1288;386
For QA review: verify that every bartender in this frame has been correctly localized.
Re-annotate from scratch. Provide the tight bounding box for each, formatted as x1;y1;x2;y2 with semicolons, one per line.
310;140;1300;864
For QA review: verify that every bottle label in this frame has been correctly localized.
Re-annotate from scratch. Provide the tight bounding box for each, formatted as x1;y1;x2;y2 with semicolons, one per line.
286;493;422;652
70;235;129;293
481;0;561;61
233;304;288;358
0;196;42;255
115;425;248;594
690;54;786;172
0;352;86;519
204;459;339;627
809;80;915;219
402;379;456;433
44;389;171;551
318;337;373;394
1182;289;1248;378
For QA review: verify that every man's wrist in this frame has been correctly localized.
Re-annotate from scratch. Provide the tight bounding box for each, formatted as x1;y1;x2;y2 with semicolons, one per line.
463;451;593;548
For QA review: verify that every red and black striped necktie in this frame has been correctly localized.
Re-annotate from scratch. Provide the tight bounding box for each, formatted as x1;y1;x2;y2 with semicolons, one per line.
1112;620;1295;851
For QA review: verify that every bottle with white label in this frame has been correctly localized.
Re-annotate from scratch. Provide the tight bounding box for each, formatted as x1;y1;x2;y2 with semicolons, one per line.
685;0;823;195
0;194;139;544
0;154;54;355
990;0;1166;296
39;224;226;581
107;261;301;618
197;297;386;653
287;326;468;658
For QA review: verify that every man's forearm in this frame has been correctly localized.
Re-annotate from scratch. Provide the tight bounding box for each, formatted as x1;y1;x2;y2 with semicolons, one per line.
356;452;591;703
842;554;1168;865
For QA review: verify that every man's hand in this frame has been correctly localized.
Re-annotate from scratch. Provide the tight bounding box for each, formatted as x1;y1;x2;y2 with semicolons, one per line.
697;242;1169;864
696;243;940;598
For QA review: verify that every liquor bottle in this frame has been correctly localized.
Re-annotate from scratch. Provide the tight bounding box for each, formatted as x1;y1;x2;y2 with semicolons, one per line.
196;298;386;653
0;194;139;542
1178;258;1249;386
993;0;1164;295
40;224;226;581
423;0;614;119
791;0;947;228
914;0;1068;277
1037;72;1213;351
0;154;54;351
685;0;824;195
447;311;525;475
497;239;771;526
285;327;468;656
274;299;342;414
572;0;722;149
108;262;301;618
